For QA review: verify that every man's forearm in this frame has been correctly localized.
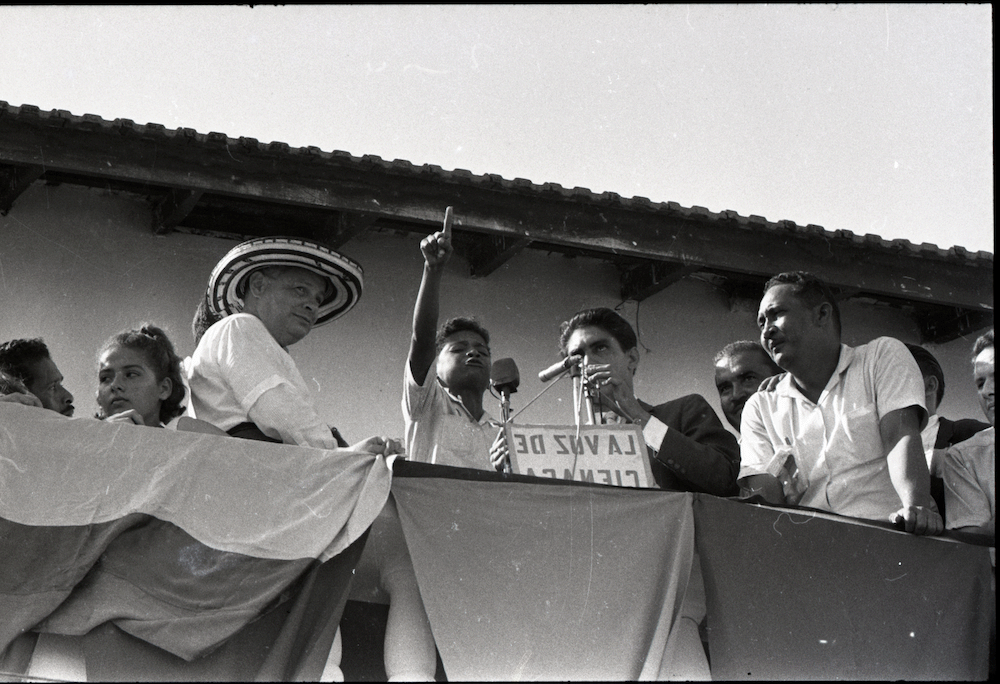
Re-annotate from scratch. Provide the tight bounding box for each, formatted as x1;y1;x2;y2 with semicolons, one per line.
886;434;934;509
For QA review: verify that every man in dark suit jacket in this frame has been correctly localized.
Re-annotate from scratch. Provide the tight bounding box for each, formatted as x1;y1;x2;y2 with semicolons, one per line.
905;344;990;516
558;307;737;680
558;307;739;497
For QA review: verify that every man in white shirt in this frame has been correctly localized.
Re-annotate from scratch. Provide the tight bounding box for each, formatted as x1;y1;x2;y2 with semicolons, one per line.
187;236;399;453
905;343;990;517
739;271;942;535
186;237;402;681
943;329;994;541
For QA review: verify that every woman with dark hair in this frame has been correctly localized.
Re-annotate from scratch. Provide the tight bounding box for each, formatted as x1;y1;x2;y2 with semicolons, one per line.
96;324;186;427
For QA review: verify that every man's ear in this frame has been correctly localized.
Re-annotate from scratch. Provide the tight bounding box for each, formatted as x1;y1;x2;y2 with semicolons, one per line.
814;301;833;328
924;374;939;398
246;271;268;298
626;346;640;375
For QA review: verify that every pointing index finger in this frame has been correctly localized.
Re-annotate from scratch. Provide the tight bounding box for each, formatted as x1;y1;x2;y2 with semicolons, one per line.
443;206;453;238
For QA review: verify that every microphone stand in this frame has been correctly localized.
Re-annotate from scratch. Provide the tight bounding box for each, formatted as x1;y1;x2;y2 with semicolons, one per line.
495;382;516;474
572;366;595;432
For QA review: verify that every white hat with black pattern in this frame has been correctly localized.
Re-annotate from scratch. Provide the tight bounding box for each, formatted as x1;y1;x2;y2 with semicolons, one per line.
207;236;364;326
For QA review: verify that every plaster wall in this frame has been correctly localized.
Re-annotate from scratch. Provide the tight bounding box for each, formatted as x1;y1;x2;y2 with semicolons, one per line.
0;183;989;444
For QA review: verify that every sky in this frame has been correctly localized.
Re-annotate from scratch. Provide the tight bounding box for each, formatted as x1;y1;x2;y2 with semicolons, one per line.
0;4;993;253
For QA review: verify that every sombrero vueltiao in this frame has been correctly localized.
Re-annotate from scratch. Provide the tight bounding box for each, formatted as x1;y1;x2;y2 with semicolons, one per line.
207;237;364;327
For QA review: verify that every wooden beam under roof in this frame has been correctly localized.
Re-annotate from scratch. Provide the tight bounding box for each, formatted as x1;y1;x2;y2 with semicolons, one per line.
0;162;44;215
918;308;994;345
300;211;379;249
0;114;991;318
152;188;203;234
465;235;533;278
620;262;701;302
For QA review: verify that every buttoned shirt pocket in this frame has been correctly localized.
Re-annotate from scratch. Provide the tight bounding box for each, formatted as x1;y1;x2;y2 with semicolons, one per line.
839;403;880;462
824;402;887;511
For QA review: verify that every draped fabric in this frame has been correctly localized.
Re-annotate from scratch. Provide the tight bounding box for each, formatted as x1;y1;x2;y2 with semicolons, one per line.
389;462;993;681
0;403;391;680
391;462;702;681
693;496;993;681
0;403;992;680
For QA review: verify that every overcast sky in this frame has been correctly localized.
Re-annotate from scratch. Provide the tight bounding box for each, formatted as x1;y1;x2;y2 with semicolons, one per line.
0;4;992;253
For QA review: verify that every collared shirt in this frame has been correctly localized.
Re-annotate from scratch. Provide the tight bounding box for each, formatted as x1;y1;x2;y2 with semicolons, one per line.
186;313;336;448
403;362;500;471
739;337;926;521
943;427;995;532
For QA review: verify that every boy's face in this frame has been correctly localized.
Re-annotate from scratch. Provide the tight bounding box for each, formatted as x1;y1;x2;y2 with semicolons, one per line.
436;330;491;393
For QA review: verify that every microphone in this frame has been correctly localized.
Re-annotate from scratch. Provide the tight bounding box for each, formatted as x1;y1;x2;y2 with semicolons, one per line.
538;355;581;382
491;358;520;395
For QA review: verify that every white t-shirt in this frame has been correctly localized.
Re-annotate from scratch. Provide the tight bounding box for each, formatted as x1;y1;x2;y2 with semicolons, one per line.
403;362;500;471
943;427;995;532
185;313;337;449
739;337;927;521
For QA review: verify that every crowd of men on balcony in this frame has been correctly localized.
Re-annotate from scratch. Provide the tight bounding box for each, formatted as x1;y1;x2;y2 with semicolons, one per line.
1;208;994;680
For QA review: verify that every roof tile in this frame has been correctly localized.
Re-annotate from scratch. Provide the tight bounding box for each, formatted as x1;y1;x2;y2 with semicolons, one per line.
0;100;989;264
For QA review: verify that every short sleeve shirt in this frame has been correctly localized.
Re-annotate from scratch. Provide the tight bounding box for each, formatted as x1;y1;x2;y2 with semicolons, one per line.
739;337;927;521
186;313;316;436
403;362;500;471
943;428;995;531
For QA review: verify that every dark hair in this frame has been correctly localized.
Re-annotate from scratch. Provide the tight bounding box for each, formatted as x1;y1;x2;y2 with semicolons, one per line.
559;308;637;356
905;343;945;405
0;338;51;386
0;369;30;395
99;324;186;424
714;340;782;373
972;329;994;359
763;271;842;335
192;295;223;346
435;317;491;352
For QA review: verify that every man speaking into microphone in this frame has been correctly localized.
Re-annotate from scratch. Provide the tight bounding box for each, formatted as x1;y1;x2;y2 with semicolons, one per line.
553;307;739;497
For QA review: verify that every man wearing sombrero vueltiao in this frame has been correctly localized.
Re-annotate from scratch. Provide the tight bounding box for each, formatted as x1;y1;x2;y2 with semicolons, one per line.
185;237;405;681
185;236;402;455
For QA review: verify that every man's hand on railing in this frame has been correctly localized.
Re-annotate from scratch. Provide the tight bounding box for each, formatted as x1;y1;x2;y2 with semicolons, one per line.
891;505;944;536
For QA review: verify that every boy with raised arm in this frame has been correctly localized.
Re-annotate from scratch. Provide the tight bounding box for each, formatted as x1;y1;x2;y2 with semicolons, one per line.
364;208;505;682
404;206;504;470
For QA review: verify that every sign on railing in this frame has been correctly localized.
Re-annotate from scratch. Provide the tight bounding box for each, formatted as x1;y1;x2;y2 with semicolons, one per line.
505;423;653;488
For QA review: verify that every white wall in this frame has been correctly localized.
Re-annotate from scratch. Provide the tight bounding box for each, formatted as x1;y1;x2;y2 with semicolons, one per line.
0;183;989;441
